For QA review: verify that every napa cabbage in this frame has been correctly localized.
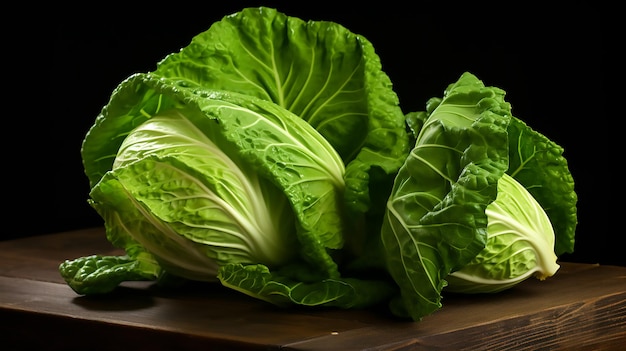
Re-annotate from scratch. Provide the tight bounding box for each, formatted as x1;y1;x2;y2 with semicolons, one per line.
59;7;407;307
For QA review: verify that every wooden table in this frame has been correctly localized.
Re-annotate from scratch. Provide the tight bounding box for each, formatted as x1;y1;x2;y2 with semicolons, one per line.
1;227;624;350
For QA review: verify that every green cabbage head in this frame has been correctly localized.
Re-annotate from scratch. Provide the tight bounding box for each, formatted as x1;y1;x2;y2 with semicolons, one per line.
59;7;407;308
381;72;577;321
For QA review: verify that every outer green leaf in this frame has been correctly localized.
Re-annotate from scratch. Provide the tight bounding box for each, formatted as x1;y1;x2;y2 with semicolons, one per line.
218;263;396;309
154;6;409;216
505;118;577;255
59;253;161;295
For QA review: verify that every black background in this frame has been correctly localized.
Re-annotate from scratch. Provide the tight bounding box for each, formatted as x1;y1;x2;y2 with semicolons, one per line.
15;2;613;265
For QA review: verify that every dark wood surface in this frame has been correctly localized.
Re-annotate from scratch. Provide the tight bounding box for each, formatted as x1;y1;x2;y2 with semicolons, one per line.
1;227;624;350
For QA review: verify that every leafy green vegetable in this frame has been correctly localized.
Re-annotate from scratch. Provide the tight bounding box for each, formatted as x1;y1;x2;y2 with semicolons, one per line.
59;7;577;323
381;72;511;320
64;74;353;292
380;72;577;320
60;7;406;307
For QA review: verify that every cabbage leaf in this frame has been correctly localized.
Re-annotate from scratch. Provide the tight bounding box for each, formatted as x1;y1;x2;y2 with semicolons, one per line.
153;7;410;216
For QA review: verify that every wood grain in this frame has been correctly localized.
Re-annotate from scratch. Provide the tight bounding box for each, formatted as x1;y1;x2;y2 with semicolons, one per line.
1;228;625;350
